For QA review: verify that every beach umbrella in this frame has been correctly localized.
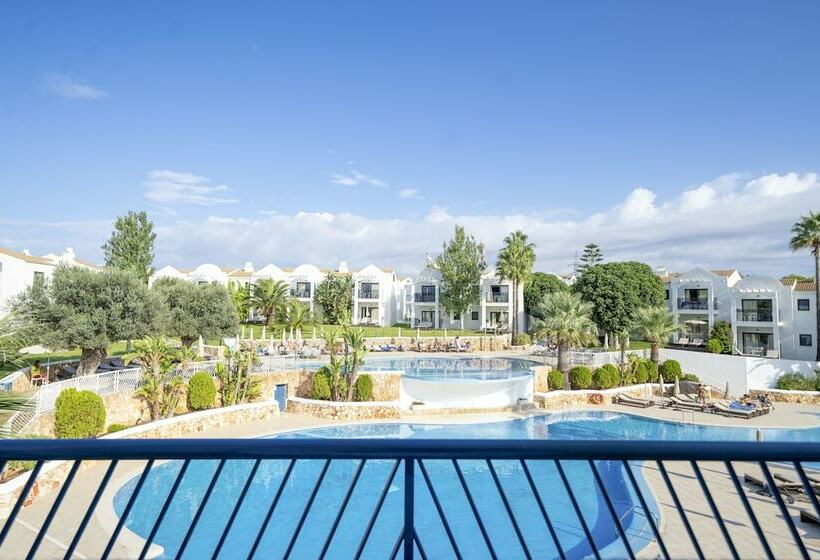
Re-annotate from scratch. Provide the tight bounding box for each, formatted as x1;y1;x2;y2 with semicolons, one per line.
444;328;447;340
658;373;664;396
290;326;294;341
312;326;316;339
399;327;402;338
249;328;254;342
262;326;266;339
417;327;420;339
281;330;286;344
724;381;730;399
267;335;275;354
241;326;246;339
197;335;204;357
296;328;302;341
673;377;680;396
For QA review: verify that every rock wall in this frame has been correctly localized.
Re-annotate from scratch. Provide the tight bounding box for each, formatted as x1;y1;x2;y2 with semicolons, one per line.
750;388;820;404
533;384;654;411
287;397;401;420
532;366;551;393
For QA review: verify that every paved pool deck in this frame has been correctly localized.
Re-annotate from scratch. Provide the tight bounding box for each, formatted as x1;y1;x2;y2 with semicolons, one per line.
3;403;819;559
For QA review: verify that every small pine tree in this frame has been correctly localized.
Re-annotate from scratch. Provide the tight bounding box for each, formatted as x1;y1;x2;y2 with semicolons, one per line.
577;243;603;276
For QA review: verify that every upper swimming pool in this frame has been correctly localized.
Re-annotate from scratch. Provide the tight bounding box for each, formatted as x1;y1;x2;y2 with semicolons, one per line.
310;356;540;381
113;411;820;559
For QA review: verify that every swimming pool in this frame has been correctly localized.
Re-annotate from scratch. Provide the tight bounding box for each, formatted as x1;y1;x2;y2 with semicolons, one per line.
113;412;820;559
360;356;538;381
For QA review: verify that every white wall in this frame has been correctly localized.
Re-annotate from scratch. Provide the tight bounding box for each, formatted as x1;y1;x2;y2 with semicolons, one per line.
400;376;533;408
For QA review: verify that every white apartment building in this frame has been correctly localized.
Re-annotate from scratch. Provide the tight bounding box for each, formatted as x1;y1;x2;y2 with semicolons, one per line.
152;259;524;331
661;267;817;360
0;247;98;315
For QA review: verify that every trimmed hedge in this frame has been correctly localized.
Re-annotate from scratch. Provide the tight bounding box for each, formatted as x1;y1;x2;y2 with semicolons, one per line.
548;369;565;391
311;367;332;400
354;374;374;401
55;388;105;439
634;361;650;383
776;373;820;391
187;372;217;410
594;363;621;389
706;338;723;354
512;333;531;346
106;423;128;434
658;360;682;380
646;360;659;383
568;366;592;389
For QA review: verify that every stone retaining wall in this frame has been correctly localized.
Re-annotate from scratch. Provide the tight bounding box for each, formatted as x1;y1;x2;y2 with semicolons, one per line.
533;384;655;410
532;365;551;393
750;388;820;404
287;396;402;420
0;402;280;518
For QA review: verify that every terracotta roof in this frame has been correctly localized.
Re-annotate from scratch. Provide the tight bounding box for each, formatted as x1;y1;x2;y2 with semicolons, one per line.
793;281;816;292
0;247;53;265
73;257;100;269
228;270;252;278
711;269;738;277
658;273;679;283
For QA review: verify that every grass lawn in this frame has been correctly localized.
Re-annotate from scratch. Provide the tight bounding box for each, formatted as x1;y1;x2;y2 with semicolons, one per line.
235;322;485;340
0;341;129;376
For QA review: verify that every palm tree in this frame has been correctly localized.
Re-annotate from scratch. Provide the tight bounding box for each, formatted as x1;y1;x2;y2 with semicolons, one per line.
532;292;597;388
251;279;291;327
0;313;35;423
496;231;536;338
319;327;343;400
632;306;679;367
342;326;368;401
227;281;251;321
284;301;314;335
790;212;820;360
125;337;182;420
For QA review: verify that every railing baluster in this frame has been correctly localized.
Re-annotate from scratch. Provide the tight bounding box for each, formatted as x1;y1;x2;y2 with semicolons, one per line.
389;530;404;560
656;461;705;560
689;461;739;559
418;460;463;560
0;460;43;548
283;459;331;559
26;460;81;560
404;458;415;560
519;460;566;560
319;459;366;560
248;459;296;559
486;460;531;560
554;460;600;560
211;459;262;560
758;461;809;560
622;461;669;560
64;460;118;560
176;459;227;559
723;461;774;559
588;460;636;560
414;532;429;560
101;459;155;560
354;460;400;560
139;459;191;560
451;459;498;560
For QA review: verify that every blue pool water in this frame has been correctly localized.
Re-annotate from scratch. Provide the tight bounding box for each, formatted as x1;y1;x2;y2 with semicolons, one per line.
311;356;539;381
114;412;820;559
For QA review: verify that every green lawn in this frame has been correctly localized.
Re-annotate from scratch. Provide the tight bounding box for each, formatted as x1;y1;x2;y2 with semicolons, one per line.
235;322;484;341
0;342;129;376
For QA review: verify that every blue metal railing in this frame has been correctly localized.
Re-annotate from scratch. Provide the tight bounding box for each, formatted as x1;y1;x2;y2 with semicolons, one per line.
1;439;819;559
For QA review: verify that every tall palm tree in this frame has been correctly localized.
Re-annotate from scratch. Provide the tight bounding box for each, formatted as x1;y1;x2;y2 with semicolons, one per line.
0;313;35;422
632;306;679;367
342;326;368;401
284;301;314;335
251;279;291;327
790;212;820;360
532;292;597;388
496;231;536;338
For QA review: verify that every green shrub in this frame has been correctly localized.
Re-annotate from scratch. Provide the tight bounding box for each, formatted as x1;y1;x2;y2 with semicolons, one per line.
710;321;733;354
634;361;649;383
187;372;217;410
54;388;105;439
106;423;128;434
547;369;565;390
680;373;700;382
568;366;592;389
2;435;47;482
705;338;723;354
776;373;818;391
658;359;682;380
311;367;332;400
593;364;619;389
354;374;374;401
645;360;659;382
512;333;531;346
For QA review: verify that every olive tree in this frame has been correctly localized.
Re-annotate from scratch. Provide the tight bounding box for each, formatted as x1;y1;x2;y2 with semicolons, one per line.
153;277;239;347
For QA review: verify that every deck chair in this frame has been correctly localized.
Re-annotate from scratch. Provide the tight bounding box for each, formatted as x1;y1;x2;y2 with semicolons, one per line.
614;394;653;408
801;510;820;526
713;401;758;419
773;473;820;495
744;473;799;504
690;338;704;347
676;337;690;347
670;395;708;412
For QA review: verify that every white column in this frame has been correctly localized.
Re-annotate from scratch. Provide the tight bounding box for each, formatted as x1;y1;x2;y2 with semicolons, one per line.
435;285;440;328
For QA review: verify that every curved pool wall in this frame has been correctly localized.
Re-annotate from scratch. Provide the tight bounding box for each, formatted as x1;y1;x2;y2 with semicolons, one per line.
400;375;534;408
112;412;820;559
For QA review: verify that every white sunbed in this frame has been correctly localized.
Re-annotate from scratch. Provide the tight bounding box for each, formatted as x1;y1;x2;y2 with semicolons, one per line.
677;337;690;347
690;338;704;347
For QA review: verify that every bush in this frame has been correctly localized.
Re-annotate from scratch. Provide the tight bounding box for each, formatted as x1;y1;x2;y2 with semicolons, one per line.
512;333;531;346
776;373;819;391
710;321;733;354
354;374;374;401
568;366;592;389
106;423;128;434
658;360;682;380
548;369;565;390
54;388;105;439
634;361;649;383
705;338;723;354
593;364;620;389
680;373;700;382
1;435;47;482
311;367;332;400
646;360;659;382
187;372;217;410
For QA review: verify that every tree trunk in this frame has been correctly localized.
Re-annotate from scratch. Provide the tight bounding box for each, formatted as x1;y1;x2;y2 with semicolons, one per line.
651;343;659;367
267;313;275;328
557;342;570;389
619;334;627;373
511;280;518;338
815;248;820;361
77;347;106;376
181;336;195;347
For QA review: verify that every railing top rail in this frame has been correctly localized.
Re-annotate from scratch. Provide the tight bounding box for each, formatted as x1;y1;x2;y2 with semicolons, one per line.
2;439;819;462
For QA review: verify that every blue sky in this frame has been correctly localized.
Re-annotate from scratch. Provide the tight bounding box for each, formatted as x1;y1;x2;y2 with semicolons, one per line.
1;1;820;275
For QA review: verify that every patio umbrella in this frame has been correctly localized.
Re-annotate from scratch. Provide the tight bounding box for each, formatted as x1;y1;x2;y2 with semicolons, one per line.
267;335;275;354
281;330;286;344
197;335;204;357
262;326;266;339
296;328;302;341
312;326;316;339
658;373;664;396
241;326;246;339
673;377;680;396
724;381;730;399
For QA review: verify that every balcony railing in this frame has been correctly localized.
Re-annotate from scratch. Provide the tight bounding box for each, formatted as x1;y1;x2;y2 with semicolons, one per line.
1;439;818;559
736;309;773;322
358;288;380;299
290;289;311;299
677;298;708;310
486;293;509;303
414;293;436;302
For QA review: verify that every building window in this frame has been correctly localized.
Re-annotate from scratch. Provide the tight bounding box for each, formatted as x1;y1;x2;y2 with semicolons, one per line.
452;312;461;321
471;311;479;321
798;299;810;311
421;310;435;323
665;289;669;300
800;334;813;347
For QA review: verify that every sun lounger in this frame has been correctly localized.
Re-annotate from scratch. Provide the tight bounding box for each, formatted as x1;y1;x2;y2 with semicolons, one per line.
773;473;820;495
744;473;799;504
614;394;653;408
690;338;704;347
676;337;690;347
713;401;760;418
670;395;708;412
801;510;820;526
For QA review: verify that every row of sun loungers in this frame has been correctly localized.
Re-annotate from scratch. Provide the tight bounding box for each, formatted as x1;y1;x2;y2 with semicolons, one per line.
613;391;773;420
674;337;705;348
613;394;654;408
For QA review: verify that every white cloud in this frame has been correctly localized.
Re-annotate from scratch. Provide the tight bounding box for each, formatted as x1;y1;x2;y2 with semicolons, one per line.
745;172;818;198
397;188;419;199
616;187;658;222
44;73;107;100
680;184;717;212
330;170;389;188
143;170;239;206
